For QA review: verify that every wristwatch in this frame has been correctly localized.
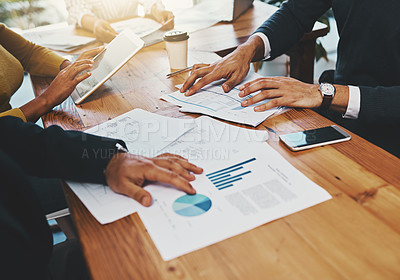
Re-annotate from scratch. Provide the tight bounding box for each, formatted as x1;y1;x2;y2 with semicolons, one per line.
319;83;336;111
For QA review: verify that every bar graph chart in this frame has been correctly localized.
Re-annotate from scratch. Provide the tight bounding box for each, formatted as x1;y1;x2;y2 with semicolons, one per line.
206;158;256;190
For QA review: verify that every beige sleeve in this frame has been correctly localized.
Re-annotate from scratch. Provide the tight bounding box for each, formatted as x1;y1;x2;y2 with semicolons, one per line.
0;108;27;122
0;24;65;77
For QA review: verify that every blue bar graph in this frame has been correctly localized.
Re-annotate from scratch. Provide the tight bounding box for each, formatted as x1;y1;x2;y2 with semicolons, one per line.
206;158;256;190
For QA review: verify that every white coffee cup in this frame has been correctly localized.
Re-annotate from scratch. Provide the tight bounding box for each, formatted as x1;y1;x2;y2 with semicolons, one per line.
163;30;189;70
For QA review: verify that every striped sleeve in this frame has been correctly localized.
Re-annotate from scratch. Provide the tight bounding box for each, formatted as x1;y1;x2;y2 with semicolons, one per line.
65;0;95;27
140;0;164;15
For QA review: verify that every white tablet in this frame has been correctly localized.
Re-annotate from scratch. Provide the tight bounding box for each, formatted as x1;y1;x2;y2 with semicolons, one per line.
71;29;144;104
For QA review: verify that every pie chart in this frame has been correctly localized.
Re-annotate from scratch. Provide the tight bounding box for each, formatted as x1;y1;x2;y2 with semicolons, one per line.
172;194;212;217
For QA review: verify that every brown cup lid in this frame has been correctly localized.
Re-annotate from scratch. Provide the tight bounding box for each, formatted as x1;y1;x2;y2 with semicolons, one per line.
163;30;189;42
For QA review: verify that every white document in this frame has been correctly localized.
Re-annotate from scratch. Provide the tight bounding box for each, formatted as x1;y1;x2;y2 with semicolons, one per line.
174;0;234;33
161;72;282;127
111;17;162;38
174;4;221;33
138;143;332;260
23;30;95;52
67;109;268;224
66;182;141;224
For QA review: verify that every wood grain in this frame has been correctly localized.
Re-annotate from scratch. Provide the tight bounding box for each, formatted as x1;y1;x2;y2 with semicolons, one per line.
31;3;400;280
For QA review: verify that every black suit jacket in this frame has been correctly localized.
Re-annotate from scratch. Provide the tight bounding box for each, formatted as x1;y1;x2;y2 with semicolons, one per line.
0;117;125;279
255;0;400;157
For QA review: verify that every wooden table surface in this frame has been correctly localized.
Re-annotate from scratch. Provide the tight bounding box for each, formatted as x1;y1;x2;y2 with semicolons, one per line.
30;2;400;279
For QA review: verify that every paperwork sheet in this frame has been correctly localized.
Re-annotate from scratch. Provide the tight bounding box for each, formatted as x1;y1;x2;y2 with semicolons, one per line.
138;143;332;260
111;17;162;38
174;0;232;33
23;29;95;52
67;109;268;224
161;72;282;127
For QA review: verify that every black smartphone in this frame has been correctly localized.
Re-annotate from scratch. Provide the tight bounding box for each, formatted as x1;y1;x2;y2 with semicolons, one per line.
279;125;351;151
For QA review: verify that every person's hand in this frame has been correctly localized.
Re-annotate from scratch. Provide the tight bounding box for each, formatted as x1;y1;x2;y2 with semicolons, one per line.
93;19;118;43
151;6;174;29
180;38;263;96
104;153;203;206
76;46;105;61
41;59;94;107
238;77;322;111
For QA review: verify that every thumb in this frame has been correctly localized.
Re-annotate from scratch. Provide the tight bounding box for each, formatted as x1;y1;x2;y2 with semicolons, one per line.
118;181;153;207
222;80;235;92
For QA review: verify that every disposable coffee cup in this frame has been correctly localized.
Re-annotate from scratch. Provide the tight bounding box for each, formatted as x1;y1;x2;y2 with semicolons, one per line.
163;30;189;70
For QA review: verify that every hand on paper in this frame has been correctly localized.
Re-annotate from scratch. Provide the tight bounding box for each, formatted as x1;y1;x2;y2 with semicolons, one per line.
239;77;322;111
151;6;174;30
181;36;265;96
93;19;118;43
104;153;203;207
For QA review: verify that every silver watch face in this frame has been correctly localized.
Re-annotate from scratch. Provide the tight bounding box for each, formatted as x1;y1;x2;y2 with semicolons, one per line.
320;83;335;96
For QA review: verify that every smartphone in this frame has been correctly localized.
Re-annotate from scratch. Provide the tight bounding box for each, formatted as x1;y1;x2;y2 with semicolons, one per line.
279;125;351;151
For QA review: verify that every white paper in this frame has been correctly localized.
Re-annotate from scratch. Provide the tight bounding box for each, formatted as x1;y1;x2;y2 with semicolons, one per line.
173;0;234;33
66;182;141;224
161;72;282;127
138;143;332;260
23;30;95;51
67;109;268;224
111;17;162;38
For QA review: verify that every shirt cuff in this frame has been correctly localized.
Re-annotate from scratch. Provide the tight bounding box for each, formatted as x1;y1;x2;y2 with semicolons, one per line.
251;32;271;60
343;85;360;119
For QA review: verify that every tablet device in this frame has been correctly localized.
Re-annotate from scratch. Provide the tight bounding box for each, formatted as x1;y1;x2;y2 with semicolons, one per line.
71;29;144;104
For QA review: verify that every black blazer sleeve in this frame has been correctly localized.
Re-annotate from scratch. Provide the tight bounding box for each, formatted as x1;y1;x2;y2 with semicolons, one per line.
358;86;400;125
0;116;126;184
255;0;331;59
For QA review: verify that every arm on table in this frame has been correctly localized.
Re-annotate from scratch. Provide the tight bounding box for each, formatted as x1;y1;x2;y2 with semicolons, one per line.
0;117;202;206
180;0;331;95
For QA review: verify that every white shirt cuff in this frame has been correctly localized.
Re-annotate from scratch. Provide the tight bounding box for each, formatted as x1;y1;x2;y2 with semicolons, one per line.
251;32;271;60
343;85;360;119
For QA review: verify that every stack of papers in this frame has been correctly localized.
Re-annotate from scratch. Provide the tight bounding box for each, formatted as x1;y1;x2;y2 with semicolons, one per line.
173;0;233;33
162;72;284;127
67;109;268;224
111;17;162;38
23;30;95;52
67;109;331;261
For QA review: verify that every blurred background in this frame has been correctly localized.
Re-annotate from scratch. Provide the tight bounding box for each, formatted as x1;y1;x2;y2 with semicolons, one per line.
1;0;338;83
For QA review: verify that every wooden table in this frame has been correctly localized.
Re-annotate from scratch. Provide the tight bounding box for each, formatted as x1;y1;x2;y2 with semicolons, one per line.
31;2;400;279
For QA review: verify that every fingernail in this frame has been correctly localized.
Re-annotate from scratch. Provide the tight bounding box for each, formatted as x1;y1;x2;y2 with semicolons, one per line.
242;100;248;106
142;196;150;206
185;91;191;96
254;107;260;112
239;85;244;90
239;91;244;97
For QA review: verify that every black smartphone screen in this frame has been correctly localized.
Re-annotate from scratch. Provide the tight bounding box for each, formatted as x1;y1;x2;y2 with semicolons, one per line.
280;126;349;148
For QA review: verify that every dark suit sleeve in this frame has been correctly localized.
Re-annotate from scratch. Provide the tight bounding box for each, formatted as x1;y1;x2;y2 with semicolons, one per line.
255;0;332;59
0;116;126;184
358;86;400;125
